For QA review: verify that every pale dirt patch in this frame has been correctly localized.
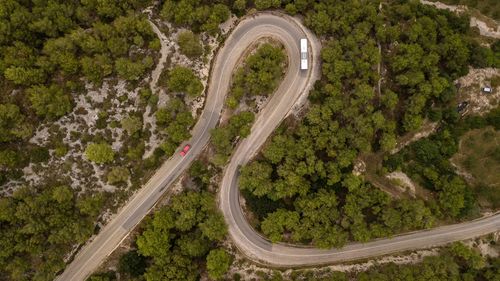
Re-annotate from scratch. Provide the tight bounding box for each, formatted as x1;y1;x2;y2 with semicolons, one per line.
465;232;500;257
386;171;417;197
451;161;475;183
391;122;439;155
471;17;500;39
227;248;440;280
220;15;239;35
352;159;366;176
420;0;467;12
455;68;500;115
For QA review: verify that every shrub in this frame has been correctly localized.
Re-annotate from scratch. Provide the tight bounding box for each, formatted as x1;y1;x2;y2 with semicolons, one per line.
177;31;203;58
85;143;115;164
107;167;130;184
167;66;203;97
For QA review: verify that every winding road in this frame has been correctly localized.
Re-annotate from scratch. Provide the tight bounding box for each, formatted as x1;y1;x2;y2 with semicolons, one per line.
57;12;500;281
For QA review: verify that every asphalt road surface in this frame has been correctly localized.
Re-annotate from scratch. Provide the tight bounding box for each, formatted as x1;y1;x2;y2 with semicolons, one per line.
216;15;500;267
57;12;500;281
56;12;318;281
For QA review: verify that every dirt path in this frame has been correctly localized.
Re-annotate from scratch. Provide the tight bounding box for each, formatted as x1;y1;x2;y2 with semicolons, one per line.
148;21;171;93
141;20;172;158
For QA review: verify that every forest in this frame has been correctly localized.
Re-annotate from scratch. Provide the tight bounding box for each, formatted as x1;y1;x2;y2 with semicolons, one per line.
240;0;500;248
87;157;230;281
1;0;500;280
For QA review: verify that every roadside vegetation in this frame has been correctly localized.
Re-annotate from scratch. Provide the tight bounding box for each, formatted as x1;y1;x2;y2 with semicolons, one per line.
0;0;235;279
88;158;229;281
250;242;500;281
240;0;500;248
177;31;204;59
210;111;255;165
226;43;286;109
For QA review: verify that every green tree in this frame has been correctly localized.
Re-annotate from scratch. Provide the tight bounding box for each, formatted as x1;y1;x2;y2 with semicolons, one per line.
115;57;153;81
255;0;281;10
4;66;46;86
0;149;19;168
239;162;274;197
177;31;203;58
107;167;130;184
449;242;485;270
199;212;227;241
437;176;467;218
206;249;232;280
261;209;300;242
27;84;73;119
0;104;32;142
85;143;115;164
210;111;254;160
118;250;147;277
81;55;113;83
167;66;204;97
233;0;247;12
121;115;142;136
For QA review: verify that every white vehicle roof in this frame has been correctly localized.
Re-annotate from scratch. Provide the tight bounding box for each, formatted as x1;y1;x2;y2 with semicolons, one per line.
300;39;307;53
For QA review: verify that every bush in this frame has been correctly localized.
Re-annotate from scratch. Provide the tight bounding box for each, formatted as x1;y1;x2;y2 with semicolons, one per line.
115;57;153;81
27;84;73;119
118;250;147;277
177;31;203;58
85;143;115;164
120;116;142;136
107;167;130;184
206;249;232;280
167;66;204;97
30;146;50;163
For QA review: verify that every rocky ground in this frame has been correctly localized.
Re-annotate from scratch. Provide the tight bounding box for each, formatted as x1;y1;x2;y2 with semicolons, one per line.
0;15;222;222
455;68;500;115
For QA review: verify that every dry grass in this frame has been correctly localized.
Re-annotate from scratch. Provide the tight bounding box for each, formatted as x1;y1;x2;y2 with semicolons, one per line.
452;126;500;208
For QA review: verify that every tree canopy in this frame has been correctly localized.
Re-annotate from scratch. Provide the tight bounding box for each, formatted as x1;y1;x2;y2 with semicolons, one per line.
177;30;203;58
238;0;480;248
167;66;204;97
226;43;286;109
0;186;104;280
85;143;115;164
136;191;227;281
206;249;232;280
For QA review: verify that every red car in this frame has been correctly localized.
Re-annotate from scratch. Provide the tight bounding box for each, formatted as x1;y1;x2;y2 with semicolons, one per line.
180;144;191;156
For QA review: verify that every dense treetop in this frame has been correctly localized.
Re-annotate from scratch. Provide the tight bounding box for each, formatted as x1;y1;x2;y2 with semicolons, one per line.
136;191;228;281
226;43;286;109
0;185;104;280
240;0;500;248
